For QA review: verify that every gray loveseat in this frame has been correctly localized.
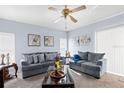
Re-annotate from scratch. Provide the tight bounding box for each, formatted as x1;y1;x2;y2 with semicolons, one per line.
69;51;107;79
21;52;65;79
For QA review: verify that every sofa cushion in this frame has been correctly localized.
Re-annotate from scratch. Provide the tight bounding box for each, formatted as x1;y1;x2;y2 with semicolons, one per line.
88;52;105;62
45;53;57;61
78;51;88;60
70;60;86;66
22;63;42;71
70;61;82;66
46;61;54;65
33;55;39;64
81;62;101;71
40;62;52;67
24;55;34;64
38;54;45;63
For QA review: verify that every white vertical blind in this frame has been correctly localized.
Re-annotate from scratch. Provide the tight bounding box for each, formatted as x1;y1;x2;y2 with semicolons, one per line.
0;32;15;64
96;25;124;76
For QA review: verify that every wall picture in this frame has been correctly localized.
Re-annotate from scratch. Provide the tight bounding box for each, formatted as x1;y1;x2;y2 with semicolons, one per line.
73;34;91;46
79;34;91;45
44;36;54;47
28;34;41;46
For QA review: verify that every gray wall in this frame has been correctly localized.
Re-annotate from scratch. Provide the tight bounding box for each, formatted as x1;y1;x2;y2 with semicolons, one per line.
68;13;124;56
0;19;67;70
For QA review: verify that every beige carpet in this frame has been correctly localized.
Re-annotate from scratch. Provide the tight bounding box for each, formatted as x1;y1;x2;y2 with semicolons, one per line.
5;69;124;88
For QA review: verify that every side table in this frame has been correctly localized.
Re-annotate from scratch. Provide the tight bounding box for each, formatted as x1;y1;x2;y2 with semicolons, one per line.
64;57;70;65
2;63;18;81
0;67;4;88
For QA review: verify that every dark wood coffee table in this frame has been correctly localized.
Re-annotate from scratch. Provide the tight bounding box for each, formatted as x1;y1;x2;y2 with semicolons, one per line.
42;65;75;88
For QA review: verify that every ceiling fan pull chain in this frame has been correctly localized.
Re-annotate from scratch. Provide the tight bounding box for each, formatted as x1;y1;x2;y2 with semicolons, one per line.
65;18;67;31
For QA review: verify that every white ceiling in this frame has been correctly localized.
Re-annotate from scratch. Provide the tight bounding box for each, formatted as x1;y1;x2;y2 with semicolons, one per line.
0;5;124;31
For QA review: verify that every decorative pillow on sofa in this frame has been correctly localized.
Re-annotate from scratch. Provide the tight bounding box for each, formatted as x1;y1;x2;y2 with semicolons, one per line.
78;51;88;60
38;54;45;63
45;53;57;61
88;52;105;62
24;55;34;64
73;54;81;63
33;55;39;64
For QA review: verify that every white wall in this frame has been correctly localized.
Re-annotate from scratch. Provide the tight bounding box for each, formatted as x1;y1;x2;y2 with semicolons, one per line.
68;13;124;56
0;19;67;70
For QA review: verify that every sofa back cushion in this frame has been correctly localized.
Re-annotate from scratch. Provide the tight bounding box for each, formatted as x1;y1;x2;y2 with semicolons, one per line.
45;53;57;61
24;55;34;64
88;52;105;62
33;55;39;64
78;51;88;60
38;54;45;63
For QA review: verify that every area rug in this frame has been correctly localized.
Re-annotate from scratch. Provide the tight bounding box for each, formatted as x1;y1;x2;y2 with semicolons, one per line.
5;69;124;88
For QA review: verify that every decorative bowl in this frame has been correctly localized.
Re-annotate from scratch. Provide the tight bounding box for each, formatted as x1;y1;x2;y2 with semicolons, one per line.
50;70;65;79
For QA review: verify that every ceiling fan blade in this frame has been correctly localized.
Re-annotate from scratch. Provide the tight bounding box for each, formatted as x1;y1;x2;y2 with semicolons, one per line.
70;5;86;13
69;15;77;23
54;16;64;23
48;7;58;12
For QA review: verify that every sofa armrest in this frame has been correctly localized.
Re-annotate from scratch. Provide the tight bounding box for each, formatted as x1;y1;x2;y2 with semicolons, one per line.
60;56;65;60
70;57;80;63
21;60;29;66
96;58;106;65
69;58;75;63
96;58;107;72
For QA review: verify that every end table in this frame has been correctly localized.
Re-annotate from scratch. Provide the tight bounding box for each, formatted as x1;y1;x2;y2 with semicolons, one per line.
2;63;18;81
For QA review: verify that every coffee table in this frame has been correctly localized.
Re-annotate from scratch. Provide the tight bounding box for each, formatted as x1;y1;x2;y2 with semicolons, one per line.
42;65;75;88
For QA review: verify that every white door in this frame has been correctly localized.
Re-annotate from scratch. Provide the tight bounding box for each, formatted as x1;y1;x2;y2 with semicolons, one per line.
0;32;15;64
96;25;124;76
60;38;67;57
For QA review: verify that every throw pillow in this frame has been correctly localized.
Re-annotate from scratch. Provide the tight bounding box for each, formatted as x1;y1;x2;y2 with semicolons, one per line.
33;55;39;64
78;51;88;60
74;54;80;61
70;54;80;63
24;55;34;64
88;52;105;62
38;54;45;63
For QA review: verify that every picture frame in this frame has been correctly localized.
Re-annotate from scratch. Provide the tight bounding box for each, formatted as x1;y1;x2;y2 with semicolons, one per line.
79;34;91;46
44;36;54;47
28;34;41;46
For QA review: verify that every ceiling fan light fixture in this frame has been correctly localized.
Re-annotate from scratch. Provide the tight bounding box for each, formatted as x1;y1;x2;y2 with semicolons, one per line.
48;5;86;30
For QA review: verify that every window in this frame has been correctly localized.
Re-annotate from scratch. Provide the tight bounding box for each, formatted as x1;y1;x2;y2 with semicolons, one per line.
0;32;15;64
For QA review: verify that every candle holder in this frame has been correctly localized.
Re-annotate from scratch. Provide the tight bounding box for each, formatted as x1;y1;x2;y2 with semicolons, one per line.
1;54;5;65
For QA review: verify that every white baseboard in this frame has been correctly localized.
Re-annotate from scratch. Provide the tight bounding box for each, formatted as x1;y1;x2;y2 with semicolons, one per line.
107;71;124;77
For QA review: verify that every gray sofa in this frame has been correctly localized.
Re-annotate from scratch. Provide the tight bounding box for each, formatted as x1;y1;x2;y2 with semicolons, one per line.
21;52;65;79
69;51;107;79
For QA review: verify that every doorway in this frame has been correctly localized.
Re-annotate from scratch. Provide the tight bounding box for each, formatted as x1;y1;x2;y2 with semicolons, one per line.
0;32;15;64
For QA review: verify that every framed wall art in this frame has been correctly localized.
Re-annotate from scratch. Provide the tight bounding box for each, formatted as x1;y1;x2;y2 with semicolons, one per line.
79;34;91;46
28;34;41;46
44;36;54;47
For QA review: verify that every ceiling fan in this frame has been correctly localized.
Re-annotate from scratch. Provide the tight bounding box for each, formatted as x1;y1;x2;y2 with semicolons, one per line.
48;5;86;23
